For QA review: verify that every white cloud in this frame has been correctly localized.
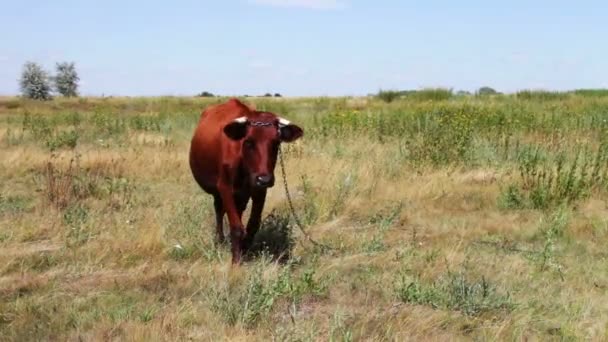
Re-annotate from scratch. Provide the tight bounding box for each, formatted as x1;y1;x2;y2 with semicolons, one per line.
248;0;347;10
241;49;259;58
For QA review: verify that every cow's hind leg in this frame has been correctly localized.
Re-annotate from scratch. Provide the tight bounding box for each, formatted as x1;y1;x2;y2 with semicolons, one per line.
213;193;225;244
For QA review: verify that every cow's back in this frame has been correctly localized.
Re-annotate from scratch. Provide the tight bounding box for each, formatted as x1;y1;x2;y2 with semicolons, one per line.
189;99;252;193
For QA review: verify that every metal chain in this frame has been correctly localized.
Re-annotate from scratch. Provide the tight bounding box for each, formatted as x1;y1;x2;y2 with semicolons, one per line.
278;146;332;251
249;121;273;127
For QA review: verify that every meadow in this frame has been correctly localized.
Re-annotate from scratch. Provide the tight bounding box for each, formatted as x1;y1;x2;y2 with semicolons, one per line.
1;91;608;341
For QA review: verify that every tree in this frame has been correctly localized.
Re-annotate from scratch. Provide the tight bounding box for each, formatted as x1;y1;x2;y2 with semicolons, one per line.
263;93;272;97
54;62;79;97
19;62;52;100
476;86;498;96
197;91;214;97
274;93;282;97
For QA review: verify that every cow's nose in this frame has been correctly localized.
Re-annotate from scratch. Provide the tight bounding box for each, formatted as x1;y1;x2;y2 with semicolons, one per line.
255;175;273;187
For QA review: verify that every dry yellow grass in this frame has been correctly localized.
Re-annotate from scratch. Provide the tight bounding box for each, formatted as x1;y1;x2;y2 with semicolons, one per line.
1;96;608;341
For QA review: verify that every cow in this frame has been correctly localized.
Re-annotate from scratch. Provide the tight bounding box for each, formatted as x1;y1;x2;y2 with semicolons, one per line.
189;98;303;264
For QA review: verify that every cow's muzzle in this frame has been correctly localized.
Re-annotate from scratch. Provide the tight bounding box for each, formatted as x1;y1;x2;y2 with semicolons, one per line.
255;174;274;188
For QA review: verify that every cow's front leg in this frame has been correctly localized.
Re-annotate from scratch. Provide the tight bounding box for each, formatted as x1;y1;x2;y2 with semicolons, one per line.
218;184;246;264
234;191;250;221
243;190;267;252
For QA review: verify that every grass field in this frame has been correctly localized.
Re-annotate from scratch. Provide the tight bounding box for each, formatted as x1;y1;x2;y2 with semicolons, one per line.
1;92;608;341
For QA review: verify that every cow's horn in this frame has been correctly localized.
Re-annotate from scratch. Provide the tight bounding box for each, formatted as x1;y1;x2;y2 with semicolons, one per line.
234;116;247;124
278;118;290;126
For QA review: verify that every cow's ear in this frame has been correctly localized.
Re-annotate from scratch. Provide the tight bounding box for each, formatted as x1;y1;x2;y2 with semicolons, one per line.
278;118;303;143
224;117;248;140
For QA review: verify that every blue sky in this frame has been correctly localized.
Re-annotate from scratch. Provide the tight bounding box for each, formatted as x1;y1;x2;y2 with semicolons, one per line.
1;0;607;96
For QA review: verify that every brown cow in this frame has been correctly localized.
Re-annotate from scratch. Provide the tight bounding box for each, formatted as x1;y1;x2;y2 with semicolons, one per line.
189;98;303;264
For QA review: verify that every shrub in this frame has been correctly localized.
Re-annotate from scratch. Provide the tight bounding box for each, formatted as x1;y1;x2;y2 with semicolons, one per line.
40;156;134;210
46;130;79;151
515;90;568;101
412;105;476;164
406;88;453;101
396;270;514;316
499;143;608;209
376;89;400;103
476;86;498;96
197;91;215;97
0;195;31;215
572;89;608;97
207;260;327;327
4;99;21;109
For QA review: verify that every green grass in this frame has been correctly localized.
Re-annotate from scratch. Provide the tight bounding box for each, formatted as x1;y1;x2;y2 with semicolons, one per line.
1;94;608;340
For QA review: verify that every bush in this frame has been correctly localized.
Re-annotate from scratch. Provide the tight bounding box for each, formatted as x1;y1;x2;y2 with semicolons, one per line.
376;89;400;103
407;105;477;164
0;195;31;215
46;130;79;151
20;62;52;100
4;100;21;109
498;184;525;210
406;88;453;101
396;270;514;316
476;86;498;96
572;89;608;97
197;91;214;97
515;90;568;101
207;260;327;327
499;143;608;209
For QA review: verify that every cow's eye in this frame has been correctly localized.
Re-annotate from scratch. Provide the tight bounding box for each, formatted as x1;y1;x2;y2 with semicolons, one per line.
244;139;255;149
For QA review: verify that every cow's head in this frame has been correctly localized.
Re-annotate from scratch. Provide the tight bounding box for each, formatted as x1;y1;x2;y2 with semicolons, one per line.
223;112;303;189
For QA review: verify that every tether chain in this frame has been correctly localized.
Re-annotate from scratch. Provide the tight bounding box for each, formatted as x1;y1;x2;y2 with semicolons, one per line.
249;121;273;127
278;146;333;252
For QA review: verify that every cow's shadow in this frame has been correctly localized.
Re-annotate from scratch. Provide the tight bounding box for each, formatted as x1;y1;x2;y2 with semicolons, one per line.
244;209;295;263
